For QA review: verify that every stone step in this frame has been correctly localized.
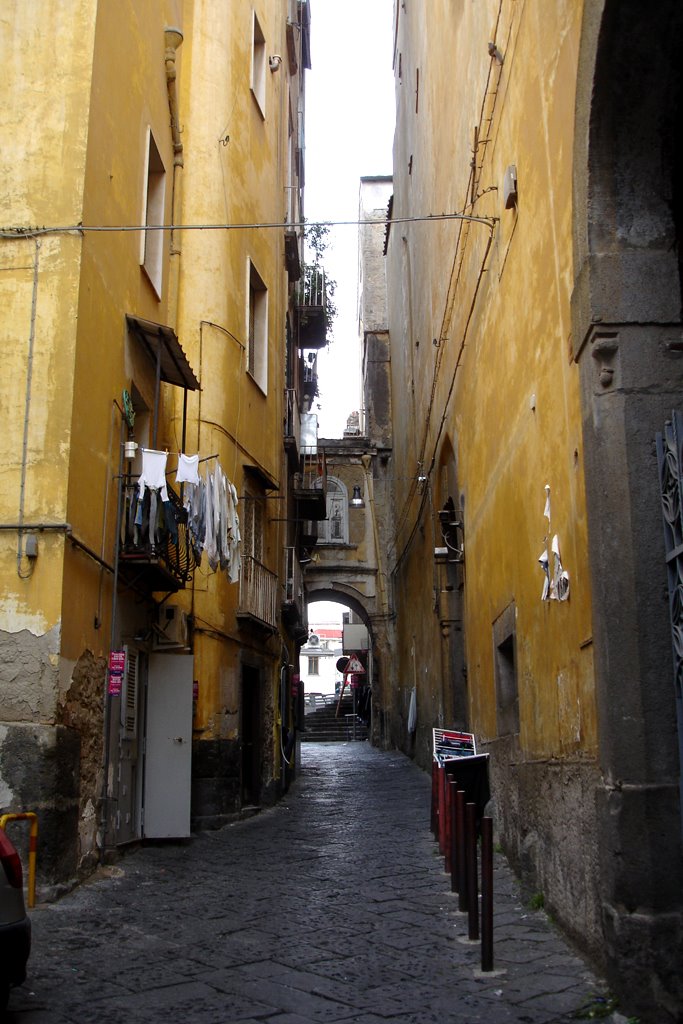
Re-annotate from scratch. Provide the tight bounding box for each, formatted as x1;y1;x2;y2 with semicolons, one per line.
301;698;368;742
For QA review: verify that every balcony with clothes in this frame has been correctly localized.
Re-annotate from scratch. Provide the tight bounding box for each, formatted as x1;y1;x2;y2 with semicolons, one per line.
293;413;327;521
236;554;279;632
295;264;329;349
302;351;319;411
116;316;201;593
119;475;199;593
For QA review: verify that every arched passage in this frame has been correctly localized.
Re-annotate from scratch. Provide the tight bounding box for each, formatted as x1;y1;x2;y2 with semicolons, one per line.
306;584;391;747
572;1;683;1016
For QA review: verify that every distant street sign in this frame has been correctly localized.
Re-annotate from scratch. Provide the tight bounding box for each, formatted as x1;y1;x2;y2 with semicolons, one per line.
336;656;350;673
345;655;365;675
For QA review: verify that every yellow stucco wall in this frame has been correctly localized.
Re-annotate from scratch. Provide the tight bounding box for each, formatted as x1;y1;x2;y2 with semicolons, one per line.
388;0;595;760
174;0;293;751
0;3;97;718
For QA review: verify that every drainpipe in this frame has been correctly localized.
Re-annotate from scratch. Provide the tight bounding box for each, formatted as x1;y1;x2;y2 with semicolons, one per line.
164;26;184;332
17;240;41;579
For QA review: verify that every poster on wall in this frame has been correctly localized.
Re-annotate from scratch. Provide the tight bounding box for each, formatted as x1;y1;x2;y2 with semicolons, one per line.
433;728;476;763
108;649;126;696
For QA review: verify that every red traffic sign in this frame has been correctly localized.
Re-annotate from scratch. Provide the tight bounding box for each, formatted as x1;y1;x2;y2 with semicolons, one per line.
345;655;365;675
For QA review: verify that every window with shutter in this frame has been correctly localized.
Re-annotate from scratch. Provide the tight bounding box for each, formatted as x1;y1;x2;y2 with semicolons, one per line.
121;647;139;739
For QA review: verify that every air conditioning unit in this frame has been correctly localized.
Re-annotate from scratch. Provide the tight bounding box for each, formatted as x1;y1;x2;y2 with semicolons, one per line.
153;604;190;650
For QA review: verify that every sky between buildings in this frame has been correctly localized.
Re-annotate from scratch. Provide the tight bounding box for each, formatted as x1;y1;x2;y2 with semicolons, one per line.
304;0;395;441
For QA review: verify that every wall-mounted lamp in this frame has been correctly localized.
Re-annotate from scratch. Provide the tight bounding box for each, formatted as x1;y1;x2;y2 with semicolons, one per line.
164;26;184;55
269;54;283;71
503;164;518;209
349;485;365;509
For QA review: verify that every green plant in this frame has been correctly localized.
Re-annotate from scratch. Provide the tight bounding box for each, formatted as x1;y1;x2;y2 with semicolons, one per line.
572;994;620;1019
303;222;338;332
529;892;545;911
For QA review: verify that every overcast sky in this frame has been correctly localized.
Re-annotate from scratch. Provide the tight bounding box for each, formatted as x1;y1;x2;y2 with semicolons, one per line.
304;0;395;442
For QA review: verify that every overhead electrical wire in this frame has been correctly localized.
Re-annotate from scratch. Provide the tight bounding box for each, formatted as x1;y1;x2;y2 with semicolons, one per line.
0;211;497;240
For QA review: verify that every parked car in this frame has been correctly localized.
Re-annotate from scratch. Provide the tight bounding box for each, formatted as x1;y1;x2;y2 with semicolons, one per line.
0;829;31;1011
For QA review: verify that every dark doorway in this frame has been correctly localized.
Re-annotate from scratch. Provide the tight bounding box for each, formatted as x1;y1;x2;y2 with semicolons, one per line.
241;665;262;806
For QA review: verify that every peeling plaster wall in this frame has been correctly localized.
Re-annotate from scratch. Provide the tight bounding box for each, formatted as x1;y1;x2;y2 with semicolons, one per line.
0;625;61;723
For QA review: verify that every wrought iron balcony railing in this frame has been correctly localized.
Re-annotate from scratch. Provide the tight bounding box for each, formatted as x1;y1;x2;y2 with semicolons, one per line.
119;478;199;590
237;555;279;631
295;265;328;349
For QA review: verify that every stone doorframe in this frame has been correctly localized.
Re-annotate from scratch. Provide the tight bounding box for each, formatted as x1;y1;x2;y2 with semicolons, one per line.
572;1;683;1017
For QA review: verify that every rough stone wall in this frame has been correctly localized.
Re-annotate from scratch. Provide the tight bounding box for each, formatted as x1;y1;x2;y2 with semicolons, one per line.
0;722;79;890
485;738;603;961
57;650;106;875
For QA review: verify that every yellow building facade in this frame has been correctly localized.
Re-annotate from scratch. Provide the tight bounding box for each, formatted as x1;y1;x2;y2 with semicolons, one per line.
1;0;317;888
385;1;682;1020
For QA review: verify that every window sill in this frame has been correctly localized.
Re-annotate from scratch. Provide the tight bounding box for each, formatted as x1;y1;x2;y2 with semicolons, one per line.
246;369;268;397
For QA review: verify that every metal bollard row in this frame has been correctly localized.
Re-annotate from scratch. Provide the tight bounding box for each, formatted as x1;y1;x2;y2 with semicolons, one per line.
431;764;494;972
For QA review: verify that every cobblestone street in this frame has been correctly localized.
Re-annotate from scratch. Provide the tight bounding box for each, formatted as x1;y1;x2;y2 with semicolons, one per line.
7;744;617;1024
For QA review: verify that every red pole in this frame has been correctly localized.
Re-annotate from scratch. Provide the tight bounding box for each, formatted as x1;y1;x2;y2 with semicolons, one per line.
431;762;439;838
444;774;452;873
456;789;467;910
438;766;446;854
449;780;459;892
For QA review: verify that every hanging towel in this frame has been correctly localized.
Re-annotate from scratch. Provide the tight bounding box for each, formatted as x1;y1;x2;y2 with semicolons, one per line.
176;452;200;486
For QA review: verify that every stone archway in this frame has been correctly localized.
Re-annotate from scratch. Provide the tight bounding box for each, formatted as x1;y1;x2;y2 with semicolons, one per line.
305;584;392;749
572;1;683;1017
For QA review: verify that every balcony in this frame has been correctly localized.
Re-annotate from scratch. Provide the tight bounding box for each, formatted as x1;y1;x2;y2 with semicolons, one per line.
236;555;279;632
284;388;301;471
303;359;318;405
282;546;308;643
118;480;198;592
295;265;328;349
293;451;327;521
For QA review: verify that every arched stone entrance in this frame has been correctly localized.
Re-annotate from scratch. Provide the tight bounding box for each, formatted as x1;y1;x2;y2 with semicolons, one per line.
572;1;683;1016
305;584;393;749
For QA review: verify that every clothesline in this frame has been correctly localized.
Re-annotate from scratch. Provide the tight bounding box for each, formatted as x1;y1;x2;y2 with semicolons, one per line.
163;451;219;478
123;448;241;583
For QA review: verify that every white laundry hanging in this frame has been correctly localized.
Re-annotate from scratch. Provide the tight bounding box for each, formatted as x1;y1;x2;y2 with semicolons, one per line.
176;452;200;486
138;448;169;501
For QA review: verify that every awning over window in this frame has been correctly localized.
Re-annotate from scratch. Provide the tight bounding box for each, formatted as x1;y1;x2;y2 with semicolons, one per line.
126;315;200;391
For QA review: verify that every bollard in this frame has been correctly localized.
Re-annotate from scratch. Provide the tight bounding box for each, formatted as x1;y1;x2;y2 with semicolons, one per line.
431;762;439;838
456;789;467;911
0;812;38;908
444;778;452;874
449;781;459;893
438;766;446;855
481;816;494;971
466;802;479;940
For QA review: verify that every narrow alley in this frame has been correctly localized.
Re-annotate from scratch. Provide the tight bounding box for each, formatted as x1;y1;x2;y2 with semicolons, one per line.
7;744;615;1024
